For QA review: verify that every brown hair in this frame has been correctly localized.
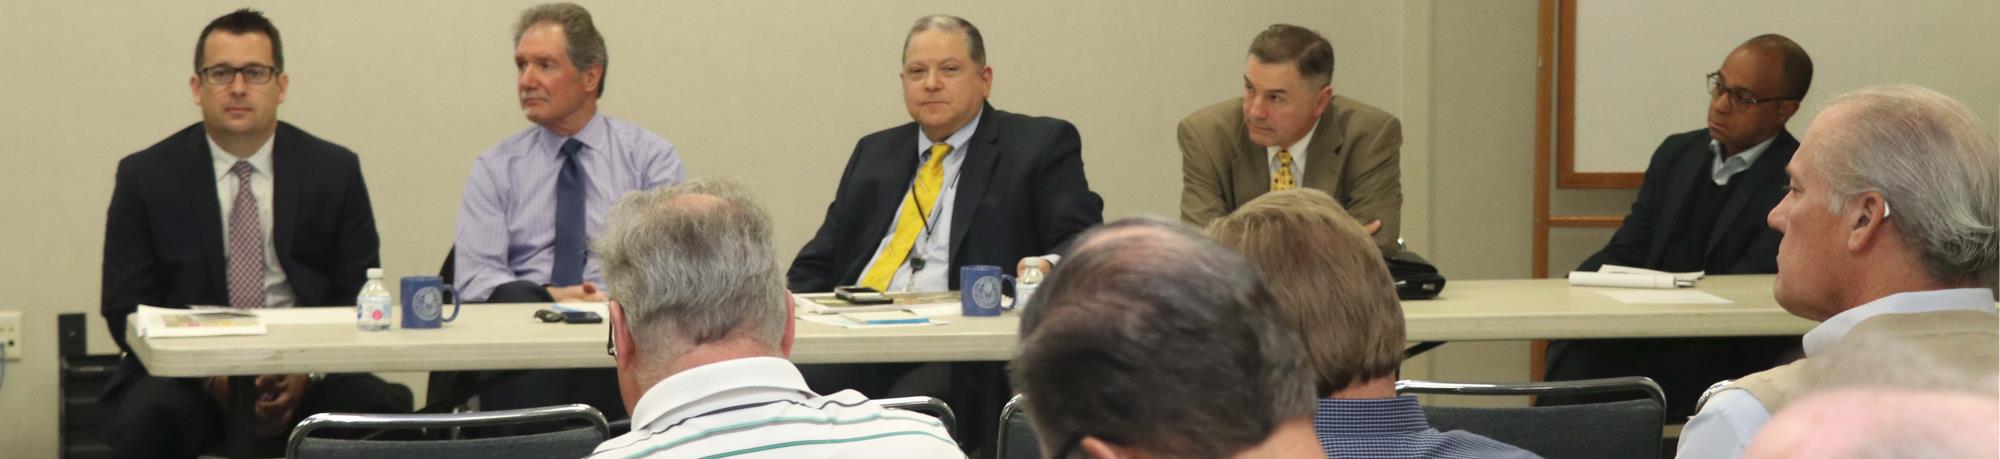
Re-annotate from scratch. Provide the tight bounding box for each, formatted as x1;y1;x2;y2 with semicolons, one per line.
1248;24;1334;88
1208;189;1403;394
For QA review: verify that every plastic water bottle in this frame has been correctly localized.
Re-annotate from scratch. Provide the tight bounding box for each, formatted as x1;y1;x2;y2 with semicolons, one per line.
1015;262;1045;311
356;268;393;332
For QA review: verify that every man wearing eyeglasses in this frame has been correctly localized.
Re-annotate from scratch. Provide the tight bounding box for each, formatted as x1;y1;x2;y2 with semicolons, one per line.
100;9;410;457
1543;34;1814;420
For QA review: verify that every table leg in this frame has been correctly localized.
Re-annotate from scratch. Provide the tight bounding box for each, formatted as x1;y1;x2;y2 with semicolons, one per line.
225;375;256;459
951;362;1007;459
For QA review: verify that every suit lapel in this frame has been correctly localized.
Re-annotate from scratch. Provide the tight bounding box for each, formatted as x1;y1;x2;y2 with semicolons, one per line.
949;105;1001;261
1705;131;1795;256
270;124;301;267
1646;138;1707;265
1229;122;1268;211
1302;97;1346;188
180;125;231;297
846;125;921;279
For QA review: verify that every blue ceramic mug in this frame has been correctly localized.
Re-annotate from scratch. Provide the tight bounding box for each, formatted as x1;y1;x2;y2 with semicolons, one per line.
959;265;1013;317
400;276;461;329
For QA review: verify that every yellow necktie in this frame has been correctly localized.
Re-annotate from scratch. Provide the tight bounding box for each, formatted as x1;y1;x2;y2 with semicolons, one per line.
861;143;952;290
1271;148;1297;191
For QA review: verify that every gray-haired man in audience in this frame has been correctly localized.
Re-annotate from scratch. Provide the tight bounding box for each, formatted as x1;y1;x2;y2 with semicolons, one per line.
1011;218;1325;458
588;179;960;458
1742;330;1999;459
1676;85;1999;458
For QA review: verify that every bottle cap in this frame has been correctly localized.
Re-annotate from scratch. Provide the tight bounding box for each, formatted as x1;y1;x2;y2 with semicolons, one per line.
366;268;384;279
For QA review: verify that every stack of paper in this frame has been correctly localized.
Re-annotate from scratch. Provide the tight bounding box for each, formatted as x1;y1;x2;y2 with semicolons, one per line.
134;305;268;338
792;293;961;329
1567;265;1705;289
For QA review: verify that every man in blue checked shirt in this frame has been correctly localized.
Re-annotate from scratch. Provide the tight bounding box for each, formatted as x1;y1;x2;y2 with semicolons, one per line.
1210;189;1539;459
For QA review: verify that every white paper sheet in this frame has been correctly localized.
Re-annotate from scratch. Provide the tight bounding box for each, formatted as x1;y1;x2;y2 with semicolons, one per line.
906;303;963;318
795;313;946;329
1597;290;1733;304
255;307;357;325
1598;264;1705;282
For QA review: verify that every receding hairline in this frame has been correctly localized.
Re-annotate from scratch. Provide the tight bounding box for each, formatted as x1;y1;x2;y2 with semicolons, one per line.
901;15;985;66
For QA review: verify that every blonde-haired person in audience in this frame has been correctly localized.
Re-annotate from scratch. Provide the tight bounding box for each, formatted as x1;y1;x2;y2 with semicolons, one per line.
1208;189;1540;459
1676;85;1999;458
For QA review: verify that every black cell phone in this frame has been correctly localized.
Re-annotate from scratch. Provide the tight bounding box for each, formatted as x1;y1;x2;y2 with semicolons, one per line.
560;310;603;324
835;285;893;305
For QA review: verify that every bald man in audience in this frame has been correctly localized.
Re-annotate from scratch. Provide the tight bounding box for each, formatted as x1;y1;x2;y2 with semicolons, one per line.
1011;218;1324;458
1675;84;1999;458
1210;189;1539;458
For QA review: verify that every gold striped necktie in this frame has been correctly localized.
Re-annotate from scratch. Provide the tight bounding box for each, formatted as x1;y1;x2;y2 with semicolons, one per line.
1271;148;1298;191
861;143;952;290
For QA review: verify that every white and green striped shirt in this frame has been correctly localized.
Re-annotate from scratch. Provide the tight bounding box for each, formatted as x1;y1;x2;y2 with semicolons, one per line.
589;357;962;459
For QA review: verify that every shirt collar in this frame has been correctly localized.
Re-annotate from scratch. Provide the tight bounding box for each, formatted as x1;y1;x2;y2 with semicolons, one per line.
540;113;608;159
1708;134;1777;168
1266;124;1318;159
1315;396;1430;436
208;132;276;181
628;356;817;431
918;108;984;159
1802;288;1997;356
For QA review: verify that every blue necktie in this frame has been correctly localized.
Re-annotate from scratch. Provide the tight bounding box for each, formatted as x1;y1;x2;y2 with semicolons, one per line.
552;139;586;286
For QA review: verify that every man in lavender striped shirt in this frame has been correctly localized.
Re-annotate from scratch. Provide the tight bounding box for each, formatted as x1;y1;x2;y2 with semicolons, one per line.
1210;189;1538;459
449;3;682;425
455;3;684;305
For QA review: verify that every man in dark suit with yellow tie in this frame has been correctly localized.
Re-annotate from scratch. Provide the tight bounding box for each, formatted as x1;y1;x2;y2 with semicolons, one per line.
786;15;1103;453
788;15;1102;294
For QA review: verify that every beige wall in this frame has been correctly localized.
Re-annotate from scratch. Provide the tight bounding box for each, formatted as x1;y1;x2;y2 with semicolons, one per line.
0;1;1555;453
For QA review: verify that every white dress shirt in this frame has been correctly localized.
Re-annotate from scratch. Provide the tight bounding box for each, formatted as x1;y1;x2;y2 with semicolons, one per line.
1265;125;1318;187
589;357;962;458
1706;135;1776;186
207;134;296;308
1675;288;1998;459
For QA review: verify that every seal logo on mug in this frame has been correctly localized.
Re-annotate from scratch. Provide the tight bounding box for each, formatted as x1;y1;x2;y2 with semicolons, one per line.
412;287;444;321
972;276;1003;310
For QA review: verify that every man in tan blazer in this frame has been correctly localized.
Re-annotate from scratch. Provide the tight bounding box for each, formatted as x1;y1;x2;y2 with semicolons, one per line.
1180;24;1403;249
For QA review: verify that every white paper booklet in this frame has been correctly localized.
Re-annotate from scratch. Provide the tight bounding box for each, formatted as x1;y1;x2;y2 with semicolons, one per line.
134;305;268;338
1567;265;1706;289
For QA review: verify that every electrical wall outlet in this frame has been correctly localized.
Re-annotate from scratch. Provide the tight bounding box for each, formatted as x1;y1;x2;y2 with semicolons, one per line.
0;311;21;361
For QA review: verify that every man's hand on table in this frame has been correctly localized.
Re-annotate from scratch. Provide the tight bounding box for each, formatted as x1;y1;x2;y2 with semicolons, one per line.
548;282;607;302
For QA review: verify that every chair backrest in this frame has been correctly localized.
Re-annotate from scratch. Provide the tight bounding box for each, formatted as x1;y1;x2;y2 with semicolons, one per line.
288;403;608;459
877;396;957;438
1397;376;1665;459
58;312;119;459
995;394;1042;459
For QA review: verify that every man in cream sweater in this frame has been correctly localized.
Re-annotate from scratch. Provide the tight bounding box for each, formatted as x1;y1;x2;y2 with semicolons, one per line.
1675;85;1999;458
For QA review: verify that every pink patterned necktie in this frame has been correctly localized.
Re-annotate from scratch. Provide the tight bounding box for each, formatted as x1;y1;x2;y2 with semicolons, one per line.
226;161;265;309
